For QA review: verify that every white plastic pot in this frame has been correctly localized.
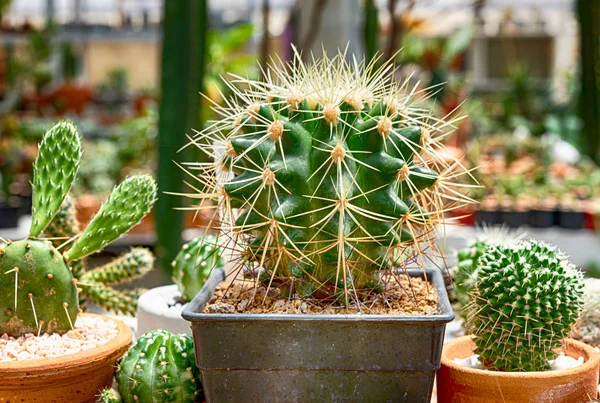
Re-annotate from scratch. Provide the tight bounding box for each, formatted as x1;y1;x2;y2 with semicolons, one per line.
137;285;191;335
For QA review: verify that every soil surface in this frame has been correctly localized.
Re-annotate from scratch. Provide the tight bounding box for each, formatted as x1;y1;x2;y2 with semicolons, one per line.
205;273;439;315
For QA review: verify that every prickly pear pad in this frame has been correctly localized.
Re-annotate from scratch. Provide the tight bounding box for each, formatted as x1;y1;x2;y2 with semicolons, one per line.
0;240;78;337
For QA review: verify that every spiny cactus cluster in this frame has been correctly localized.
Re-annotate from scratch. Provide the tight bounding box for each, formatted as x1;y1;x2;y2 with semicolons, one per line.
99;388;122;403
466;240;584;372
171;235;224;302
452;225;524;319
185;49;472;302
44;194;155;315
114;330;202;403
0;121;157;337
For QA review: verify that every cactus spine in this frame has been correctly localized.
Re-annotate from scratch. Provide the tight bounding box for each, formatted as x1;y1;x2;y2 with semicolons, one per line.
0;121;157;337
172;235;224;302
186;50;472;302
116;330;202;403
466;240;584;372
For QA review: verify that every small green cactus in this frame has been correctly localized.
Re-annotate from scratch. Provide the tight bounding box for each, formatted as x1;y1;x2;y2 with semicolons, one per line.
116;330;202;403
0;120;157;337
451;226;525;319
185;49;472;302
172;235;224;302
99;388;122;403
466;240;584;372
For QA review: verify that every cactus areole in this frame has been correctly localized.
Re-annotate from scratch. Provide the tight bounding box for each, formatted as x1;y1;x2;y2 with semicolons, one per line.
186;50;472;302
0;120;157;337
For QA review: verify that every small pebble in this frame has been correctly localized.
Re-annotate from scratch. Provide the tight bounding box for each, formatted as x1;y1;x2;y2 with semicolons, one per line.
0;316;118;362
207;302;235;314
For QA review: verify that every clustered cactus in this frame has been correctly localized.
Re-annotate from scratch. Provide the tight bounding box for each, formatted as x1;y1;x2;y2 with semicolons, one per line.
171;235;224;302
113;330;202;403
186;50;472;302
466;240;584;371
0;121;157;337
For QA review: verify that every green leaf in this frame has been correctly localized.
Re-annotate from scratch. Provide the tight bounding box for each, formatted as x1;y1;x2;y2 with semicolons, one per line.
220;23;254;54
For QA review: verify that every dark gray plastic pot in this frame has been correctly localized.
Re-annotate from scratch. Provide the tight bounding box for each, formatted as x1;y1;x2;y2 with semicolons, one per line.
182;268;454;403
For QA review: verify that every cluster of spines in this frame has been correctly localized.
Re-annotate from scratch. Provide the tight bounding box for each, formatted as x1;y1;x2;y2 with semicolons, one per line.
171;235;224;302
572;278;600;346
115;330;202;403
466;240;584;372
182;49;474;302
0;120;157;337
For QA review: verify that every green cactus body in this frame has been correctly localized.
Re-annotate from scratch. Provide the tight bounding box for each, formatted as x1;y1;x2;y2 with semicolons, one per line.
0;120;157;336
189;51;471;299
65;175;157;261
82;248;154;285
467;240;584;372
116;330;201;403
452;240;485;317
0;239;78;336
99;389;123;403
172;236;224;302
30;121;81;237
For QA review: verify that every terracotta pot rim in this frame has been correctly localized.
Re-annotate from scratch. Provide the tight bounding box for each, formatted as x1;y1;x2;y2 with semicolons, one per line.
0;313;132;374
441;335;600;379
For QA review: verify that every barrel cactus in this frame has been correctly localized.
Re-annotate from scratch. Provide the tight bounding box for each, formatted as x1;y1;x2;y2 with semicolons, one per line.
186;50;472;301
99;388;122;403
171;235;224;302
466;240;584;371
115;330;202;403
0;120;157;337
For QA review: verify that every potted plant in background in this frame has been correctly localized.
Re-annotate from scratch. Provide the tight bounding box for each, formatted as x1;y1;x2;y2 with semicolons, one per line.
438;240;600;403
181;50;473;402
137;235;224;335
0;121;157;402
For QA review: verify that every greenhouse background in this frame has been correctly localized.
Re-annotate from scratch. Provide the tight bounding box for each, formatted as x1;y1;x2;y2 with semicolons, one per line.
1;1;600;402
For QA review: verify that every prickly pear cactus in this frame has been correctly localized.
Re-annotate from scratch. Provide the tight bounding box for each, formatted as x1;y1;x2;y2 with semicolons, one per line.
466;240;584;371
0;239;78;336
116;330;201;403
0;120;157;337
30;121;81;237
172;235;224;302
188;50;472;300
64;174;157;261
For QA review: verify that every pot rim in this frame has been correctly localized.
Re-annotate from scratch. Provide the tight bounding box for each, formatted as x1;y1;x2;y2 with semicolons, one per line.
441;335;600;379
182;268;455;324
0;313;132;374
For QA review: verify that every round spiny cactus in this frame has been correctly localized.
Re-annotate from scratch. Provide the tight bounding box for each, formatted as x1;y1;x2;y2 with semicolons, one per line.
452;225;525;319
116;330;201;403
0;121;157;337
467;240;584;372
171;235;224;302
185;50;472;301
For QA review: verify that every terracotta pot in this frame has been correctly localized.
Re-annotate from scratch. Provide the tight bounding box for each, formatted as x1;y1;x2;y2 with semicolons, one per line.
0;314;132;403
437;336;600;403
